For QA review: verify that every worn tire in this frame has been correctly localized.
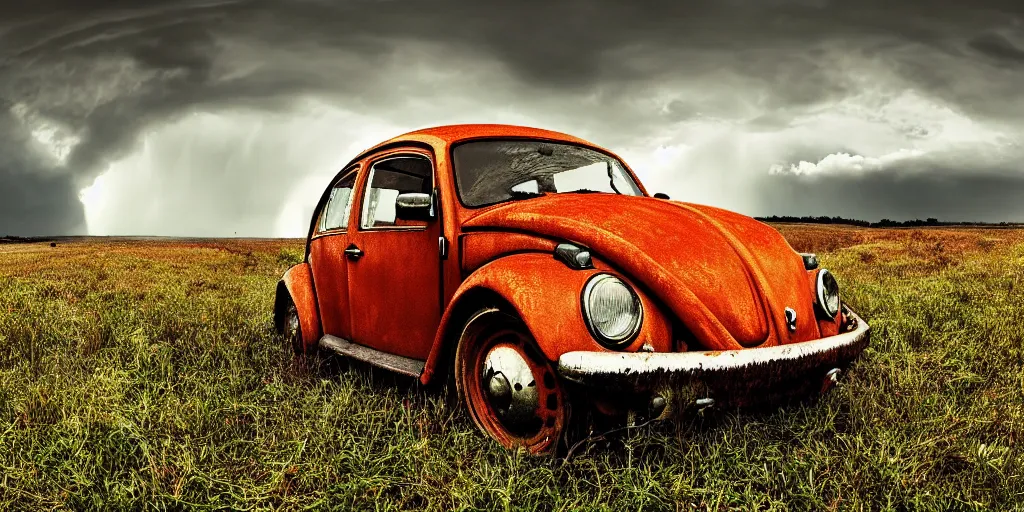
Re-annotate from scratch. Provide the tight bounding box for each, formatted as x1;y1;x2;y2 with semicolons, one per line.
280;293;304;355
454;308;569;455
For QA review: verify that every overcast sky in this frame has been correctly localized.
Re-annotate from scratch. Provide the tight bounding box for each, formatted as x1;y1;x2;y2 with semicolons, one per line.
2;0;1024;236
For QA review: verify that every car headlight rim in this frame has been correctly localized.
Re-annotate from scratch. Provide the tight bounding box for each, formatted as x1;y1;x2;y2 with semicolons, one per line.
816;268;841;319
581;273;643;348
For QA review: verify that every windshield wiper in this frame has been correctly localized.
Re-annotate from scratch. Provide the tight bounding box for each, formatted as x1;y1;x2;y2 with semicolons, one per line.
606;161;623;195
564;189;601;194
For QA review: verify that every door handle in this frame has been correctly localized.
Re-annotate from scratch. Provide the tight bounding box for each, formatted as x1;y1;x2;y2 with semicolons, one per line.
344;244;364;260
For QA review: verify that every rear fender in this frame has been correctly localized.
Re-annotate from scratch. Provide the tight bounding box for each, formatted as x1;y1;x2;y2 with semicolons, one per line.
420;252;671;385
275;263;322;351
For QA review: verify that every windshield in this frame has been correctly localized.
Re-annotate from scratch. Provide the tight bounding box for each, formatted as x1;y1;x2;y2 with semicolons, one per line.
452;140;644;207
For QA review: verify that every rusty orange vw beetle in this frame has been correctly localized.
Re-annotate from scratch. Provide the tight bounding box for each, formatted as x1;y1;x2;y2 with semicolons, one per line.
274;124;870;454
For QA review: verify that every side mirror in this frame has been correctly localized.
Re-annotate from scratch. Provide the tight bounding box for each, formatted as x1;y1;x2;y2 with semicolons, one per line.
395;192;435;221
653;192;670;200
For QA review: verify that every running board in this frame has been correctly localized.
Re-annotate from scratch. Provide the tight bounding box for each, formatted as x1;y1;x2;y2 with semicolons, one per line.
318;335;425;378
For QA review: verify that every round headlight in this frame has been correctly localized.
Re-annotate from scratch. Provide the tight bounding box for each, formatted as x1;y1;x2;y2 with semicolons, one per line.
582;274;643;347
816;269;840;318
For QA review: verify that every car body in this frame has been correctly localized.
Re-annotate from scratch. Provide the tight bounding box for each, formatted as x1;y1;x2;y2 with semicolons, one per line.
274;124;870;454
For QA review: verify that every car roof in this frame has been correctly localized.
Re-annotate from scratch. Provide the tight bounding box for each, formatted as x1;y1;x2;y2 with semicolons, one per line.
355;124;598;160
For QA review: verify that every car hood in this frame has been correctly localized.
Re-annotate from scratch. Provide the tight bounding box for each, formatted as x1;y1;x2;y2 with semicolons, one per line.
462;194;813;351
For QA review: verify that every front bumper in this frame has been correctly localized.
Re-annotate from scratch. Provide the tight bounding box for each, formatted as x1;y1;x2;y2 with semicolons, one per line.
557;307;870;412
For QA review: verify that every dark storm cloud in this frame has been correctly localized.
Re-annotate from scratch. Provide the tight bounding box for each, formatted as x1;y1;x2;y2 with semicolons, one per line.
969;33;1024;65
0;109;86;236
2;0;1024;234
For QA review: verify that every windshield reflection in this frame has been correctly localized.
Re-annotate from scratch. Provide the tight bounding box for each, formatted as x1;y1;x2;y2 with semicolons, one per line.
452;140;643;207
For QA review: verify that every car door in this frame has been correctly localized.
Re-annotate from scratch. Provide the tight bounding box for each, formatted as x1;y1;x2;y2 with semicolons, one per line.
345;151;441;360
308;167;360;340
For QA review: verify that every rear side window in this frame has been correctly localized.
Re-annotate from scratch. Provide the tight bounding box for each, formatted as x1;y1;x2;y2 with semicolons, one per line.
319;171;357;232
360;155;433;229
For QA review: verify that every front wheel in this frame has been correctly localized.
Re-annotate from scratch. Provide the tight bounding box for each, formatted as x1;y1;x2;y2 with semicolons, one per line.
454;308;568;455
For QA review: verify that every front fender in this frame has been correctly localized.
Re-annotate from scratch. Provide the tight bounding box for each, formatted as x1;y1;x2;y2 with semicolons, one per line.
277;263;321;351
421;252;671;385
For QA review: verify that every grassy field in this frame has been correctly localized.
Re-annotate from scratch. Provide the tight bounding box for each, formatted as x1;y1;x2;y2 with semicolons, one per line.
0;227;1022;510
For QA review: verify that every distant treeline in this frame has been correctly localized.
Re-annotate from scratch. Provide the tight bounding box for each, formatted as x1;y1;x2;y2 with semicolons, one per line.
756;215;1023;228
0;236;33;243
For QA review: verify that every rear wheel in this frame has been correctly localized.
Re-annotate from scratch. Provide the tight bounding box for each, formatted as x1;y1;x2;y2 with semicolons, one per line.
454;308;568;455
280;294;304;355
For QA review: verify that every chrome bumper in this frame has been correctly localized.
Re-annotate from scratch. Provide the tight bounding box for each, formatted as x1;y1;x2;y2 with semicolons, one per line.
557;308;870;410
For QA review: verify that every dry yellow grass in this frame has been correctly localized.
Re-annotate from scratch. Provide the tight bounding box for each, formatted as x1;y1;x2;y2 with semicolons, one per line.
0;227;1022;510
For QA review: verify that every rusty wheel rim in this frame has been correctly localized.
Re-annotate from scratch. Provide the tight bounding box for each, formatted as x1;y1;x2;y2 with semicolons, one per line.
456;310;567;454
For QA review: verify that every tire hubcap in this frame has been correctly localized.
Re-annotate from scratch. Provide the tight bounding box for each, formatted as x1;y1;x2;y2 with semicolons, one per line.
482;345;541;436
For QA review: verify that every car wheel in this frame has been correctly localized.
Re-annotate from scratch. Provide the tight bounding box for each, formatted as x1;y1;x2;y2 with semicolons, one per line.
281;295;304;355
454;308;568;455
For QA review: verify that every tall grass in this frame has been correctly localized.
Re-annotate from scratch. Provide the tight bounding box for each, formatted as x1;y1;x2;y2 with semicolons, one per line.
0;230;1022;510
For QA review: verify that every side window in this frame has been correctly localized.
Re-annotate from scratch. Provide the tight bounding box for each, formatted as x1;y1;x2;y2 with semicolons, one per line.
319;171;357;232
360;155;433;229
